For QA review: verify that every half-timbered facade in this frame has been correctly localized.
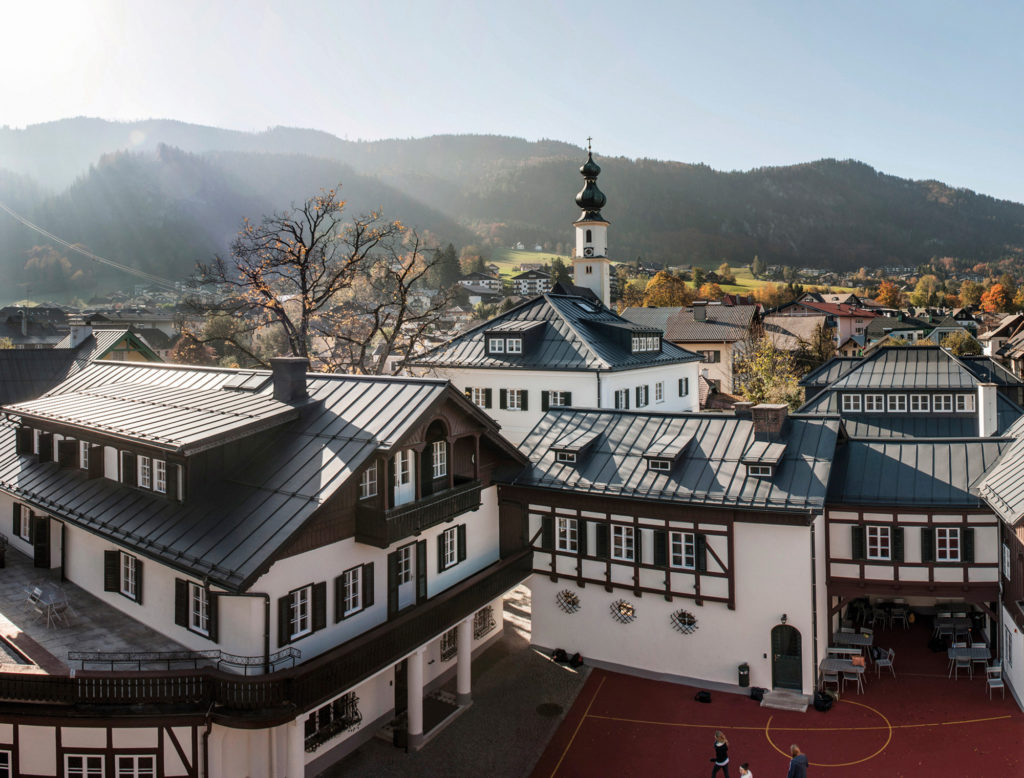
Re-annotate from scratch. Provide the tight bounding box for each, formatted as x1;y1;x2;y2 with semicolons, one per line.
0;358;529;776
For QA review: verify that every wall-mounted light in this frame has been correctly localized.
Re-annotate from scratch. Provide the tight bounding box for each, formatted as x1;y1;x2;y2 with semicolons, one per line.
781;614;788;624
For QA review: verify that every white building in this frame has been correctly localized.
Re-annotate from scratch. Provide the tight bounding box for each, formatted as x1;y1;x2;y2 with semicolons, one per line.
511;269;552;296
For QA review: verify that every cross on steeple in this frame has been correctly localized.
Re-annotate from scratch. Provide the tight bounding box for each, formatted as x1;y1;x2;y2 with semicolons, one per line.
587;136;592;152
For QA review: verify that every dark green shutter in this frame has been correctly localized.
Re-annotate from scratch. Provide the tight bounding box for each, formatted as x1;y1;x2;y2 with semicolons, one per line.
312;582;327;632
962;528;974;563
635;386;641;406
595;523;610;559
634;528;642;562
121;451;136;485
520;391;529;411
208;592;219;643
88;445;103;479
32;515;49;568
541;391;550;411
103;550;119;592
696;534;708;572
334;574;349;621
166;464;179;502
11;503;19;535
678;378;684;396
564;392;572;406
363;562;375;609
893;527;905;562
921;527;935;563
653;530;668;566
416;540;427;602
38;432;52;463
457;525;467;562
499;389;508;410
437;533;446;571
387;551;400;617
484;388;492;408
541;516;554;550
135;558;143;605
174;579;189;628
57;439;76;467
851;526;866;561
16;427;32;454
278;595;291;647
578;519;588;556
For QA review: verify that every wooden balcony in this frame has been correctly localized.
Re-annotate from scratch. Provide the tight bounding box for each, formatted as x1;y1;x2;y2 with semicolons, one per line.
355;479;483;548
0;549;531;724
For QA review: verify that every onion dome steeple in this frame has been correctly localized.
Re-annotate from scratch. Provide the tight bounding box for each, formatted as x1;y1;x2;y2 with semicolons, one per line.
575;139;608;223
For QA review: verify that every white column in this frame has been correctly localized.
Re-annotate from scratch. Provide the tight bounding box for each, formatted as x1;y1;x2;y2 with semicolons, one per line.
287;718;305;778
457;617;473;706
407;647;425;750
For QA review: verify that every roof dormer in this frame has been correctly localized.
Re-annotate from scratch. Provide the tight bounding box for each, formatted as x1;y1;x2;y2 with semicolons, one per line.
644;431;694;472
486;320;545;357
550;429;600;464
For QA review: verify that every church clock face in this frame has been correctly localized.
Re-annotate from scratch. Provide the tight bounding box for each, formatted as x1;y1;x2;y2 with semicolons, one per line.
583;247;594;257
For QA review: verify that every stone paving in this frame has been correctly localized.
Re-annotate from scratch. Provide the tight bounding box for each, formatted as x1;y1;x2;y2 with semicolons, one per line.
323;583;589;778
0;545;189;672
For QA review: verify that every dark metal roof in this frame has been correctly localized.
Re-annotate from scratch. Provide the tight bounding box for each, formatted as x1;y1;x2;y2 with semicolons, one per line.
511;409;840;513
974;417;1024;525
798;357;861;388
959;356;1024;387
742;440;787;465
410;294;699;371
830;438;1010;507
828;347;980;390
0;361;520;591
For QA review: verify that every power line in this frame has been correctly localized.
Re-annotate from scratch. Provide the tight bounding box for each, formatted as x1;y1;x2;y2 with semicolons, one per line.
0;201;180;291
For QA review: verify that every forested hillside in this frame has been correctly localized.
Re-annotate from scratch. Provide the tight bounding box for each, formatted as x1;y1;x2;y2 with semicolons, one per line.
1;118;1023;295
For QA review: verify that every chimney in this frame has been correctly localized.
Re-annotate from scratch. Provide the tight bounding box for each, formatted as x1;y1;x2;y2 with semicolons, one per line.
978;383;998;437
733;401;755;419
271;357;310;403
68;324;93;349
693;301;707;322
20;310;27;337
751;403;789;441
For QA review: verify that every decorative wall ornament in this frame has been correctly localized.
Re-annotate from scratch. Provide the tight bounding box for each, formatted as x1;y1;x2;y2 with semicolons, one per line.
555;589;581;614
670;609;699;635
610;599;636;624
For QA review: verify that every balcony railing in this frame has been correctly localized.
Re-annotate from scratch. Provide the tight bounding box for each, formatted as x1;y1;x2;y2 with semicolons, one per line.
355;479;483;548
0;549;531;723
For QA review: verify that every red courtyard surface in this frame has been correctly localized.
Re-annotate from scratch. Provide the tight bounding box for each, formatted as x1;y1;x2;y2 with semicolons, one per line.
532;623;1023;777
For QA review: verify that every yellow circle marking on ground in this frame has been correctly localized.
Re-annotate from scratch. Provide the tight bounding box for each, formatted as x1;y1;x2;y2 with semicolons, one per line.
765;699;893;768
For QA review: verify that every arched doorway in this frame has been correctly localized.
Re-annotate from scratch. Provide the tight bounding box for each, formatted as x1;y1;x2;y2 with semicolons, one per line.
771;624;802;691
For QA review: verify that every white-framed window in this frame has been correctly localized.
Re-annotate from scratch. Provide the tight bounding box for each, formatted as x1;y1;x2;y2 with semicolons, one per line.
342;566;362;616
79;440;90;470
432;440;447;479
116;754;156;778
631;335;659;352
0;749;9;778
649;458;672;471
16;506;29;542
189;582;209;635
137;455;152;489
396;450;412;485
748;464;772;477
679;377;689;396
359;462;378;499
555;451;577;463
557;517;578;553
956;394;976;412
1004;543;1012;580
866;526;891;560
442;526;459;569
934;394;953;412
470;387;488;408
65;755;104;778
490;338;505;353
506;338;523;354
635;385;649;408
153;459;166;493
864;394;884;412
910;394;930;412
397;544;413;585
614;388;629;409
120;552;138;600
507;389;524;410
550;391;569;407
936;527;960;562
611;525;634;561
289;585;312;639
888;394;907;412
670;531;695;569
655;381;665;403
841;394;862;412
698;350;721;363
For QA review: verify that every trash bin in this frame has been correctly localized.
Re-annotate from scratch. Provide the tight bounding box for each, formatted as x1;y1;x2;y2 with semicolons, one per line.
738;662;750;687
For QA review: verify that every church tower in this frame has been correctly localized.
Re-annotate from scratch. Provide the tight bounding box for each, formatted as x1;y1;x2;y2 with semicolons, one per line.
572;142;612;307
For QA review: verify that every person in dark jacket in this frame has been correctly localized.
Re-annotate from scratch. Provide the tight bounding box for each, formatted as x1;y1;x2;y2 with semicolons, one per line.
786;744;808;778
710;730;729;777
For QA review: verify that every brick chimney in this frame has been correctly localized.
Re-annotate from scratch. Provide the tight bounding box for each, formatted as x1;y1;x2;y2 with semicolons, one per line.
733;401;754;419
271;357;309;403
751;403;789;441
693;301;707;322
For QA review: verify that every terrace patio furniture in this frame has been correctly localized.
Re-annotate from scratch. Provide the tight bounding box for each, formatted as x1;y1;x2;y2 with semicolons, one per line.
870;608;887;629
875;648;895;678
842;669;864;694
986;666;1005;700
890;606;909;630
821;670;840;693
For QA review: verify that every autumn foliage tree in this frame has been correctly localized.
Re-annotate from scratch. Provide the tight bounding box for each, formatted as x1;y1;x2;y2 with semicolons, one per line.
940;329;982;356
980;283;1011;313
642;271;693;307
697;282;725;301
875;280;903;308
168;333;217;365
733;336;803;410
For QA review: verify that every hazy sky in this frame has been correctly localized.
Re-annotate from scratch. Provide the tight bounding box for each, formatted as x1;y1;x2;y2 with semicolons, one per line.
5;1;1024;200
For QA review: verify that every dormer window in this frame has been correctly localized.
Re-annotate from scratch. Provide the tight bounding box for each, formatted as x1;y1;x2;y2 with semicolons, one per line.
506;338;522;354
631;334;660;353
748;464;773;477
490;338;505;354
555;451;577;463
648;458;672;472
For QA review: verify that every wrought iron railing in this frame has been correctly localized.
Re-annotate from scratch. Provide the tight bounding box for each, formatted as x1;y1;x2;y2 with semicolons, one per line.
67;647;301;674
355;479;482;548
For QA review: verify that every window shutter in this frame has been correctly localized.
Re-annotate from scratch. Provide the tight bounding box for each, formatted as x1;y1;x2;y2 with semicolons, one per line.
135;559;143;605
851;526;866;561
312;581;327;632
387;551;400;617
277;596;291;647
437;533;446;572
614;392;621;410
962;528;974;563
166;464;179;502
416;540;428;602
499;389;508;410
696;534;708;572
11;503;19;535
484;389;492;408
520;391;529;411
104;550;119;592
16;427;32;455
121;451;136;485
635;386;641;406
57;439;76;468
653;530;668;567
174;579;189;628
579;519;588;556
457;524;467;562
595;523;610;559
624;391;629;410
678;378;684;397
564;392;572;406
363;562;375;609
208;592;219;643
32;515;49;568
540;516;554;550
88;445;103;479
893;527;905;562
27;512;34;544
334;574;349;621
634;528;643;562
921;527;935;563
38;432;53;463
541;391;550;411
